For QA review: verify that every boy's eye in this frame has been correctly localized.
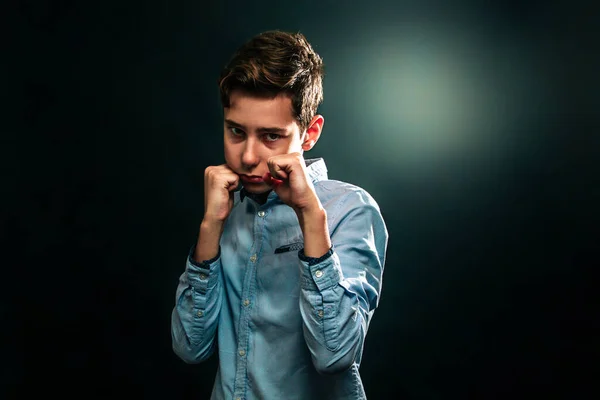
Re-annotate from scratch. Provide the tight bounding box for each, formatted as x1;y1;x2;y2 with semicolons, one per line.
264;133;281;142
230;127;244;136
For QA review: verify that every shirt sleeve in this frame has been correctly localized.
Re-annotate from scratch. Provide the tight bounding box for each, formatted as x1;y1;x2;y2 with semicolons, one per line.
298;189;388;375
171;245;223;364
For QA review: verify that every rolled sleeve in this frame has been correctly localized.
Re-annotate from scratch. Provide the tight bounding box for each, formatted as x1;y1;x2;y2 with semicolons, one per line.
187;245;221;295
172;245;224;363
298;246;343;291
298;187;388;374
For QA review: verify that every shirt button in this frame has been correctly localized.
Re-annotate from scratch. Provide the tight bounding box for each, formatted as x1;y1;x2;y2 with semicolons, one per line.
199;273;207;280
243;299;250;306
239;349;246;357
250;254;257;262
258;211;266;217
315;270;323;278
196;310;203;317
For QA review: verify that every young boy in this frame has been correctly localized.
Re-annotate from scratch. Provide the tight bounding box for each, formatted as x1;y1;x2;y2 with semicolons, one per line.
171;30;388;400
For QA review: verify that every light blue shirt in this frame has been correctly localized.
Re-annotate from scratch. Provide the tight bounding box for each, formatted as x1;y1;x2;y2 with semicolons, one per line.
171;158;388;399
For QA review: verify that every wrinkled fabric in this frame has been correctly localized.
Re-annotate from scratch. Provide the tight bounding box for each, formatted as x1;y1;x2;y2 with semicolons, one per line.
172;158;388;400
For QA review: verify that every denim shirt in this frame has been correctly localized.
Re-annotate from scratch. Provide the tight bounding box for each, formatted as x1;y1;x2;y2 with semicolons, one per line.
171;158;388;400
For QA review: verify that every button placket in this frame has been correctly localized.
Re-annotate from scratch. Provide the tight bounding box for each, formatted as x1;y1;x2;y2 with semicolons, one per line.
233;203;266;399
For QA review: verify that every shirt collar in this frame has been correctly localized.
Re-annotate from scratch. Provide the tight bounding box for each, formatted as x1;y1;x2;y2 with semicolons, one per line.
239;158;328;203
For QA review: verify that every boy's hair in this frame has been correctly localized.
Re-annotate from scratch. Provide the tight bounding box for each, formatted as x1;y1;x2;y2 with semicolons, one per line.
218;30;324;131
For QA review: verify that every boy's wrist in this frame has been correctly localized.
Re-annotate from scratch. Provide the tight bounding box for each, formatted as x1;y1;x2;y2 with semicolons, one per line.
194;219;224;263
296;207;332;258
201;217;225;231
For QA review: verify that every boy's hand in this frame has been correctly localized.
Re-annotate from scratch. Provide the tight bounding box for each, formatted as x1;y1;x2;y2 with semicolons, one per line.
203;164;239;225
263;153;321;214
264;153;331;257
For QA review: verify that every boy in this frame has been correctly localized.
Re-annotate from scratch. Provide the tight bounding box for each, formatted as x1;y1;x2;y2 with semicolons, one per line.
171;30;388;399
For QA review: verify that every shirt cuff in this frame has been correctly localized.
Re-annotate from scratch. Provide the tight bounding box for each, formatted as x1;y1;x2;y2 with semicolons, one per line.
298;247;343;292
298;246;334;266
186;245;221;292
188;245;220;269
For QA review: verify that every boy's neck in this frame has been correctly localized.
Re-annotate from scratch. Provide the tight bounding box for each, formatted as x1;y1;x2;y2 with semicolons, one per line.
241;188;272;205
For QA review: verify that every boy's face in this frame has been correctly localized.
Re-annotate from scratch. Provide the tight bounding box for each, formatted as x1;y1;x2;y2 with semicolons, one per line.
223;91;320;194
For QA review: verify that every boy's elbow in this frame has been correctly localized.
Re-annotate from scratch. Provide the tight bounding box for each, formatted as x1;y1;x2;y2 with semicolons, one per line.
314;360;352;376
172;339;214;364
312;349;356;375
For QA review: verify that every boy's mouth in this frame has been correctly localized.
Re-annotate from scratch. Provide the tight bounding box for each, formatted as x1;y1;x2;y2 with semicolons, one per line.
240;174;264;183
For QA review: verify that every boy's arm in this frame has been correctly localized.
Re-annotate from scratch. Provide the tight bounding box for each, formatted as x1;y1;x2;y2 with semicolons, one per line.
297;190;388;375
172;164;238;363
264;153;388;374
171;221;225;364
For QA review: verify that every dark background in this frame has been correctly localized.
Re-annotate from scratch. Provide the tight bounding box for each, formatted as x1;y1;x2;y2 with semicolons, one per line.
2;0;597;398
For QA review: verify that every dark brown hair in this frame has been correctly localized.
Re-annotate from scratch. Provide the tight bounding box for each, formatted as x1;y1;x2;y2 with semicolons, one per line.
218;30;324;131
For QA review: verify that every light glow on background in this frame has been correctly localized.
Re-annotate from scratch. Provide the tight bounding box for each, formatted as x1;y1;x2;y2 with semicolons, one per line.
318;21;547;178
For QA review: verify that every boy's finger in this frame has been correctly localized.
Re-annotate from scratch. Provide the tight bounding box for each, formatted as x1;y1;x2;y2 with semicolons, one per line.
262;172;283;186
267;160;289;181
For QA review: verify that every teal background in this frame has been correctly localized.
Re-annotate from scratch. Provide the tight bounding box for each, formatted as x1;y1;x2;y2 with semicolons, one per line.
3;0;596;398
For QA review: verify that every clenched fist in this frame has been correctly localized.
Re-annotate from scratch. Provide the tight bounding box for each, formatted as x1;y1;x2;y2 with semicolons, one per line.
203;164;240;225
263;152;331;257
262;152;321;213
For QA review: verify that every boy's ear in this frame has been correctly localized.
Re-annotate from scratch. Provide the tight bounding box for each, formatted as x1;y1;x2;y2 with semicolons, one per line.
302;115;324;151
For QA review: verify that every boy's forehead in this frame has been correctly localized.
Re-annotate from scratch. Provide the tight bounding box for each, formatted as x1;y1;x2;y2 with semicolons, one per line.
227;91;292;112
225;92;297;127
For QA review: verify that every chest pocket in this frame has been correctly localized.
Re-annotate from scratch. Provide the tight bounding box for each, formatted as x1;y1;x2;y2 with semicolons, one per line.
274;241;304;254
255;235;304;299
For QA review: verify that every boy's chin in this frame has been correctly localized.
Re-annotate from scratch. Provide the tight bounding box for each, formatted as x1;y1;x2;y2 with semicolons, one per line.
241;182;271;194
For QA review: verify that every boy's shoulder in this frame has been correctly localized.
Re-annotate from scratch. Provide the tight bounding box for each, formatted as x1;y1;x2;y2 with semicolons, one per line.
314;178;381;211
315;178;363;193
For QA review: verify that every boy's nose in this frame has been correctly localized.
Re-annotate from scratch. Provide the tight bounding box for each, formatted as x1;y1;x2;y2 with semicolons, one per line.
241;140;259;169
